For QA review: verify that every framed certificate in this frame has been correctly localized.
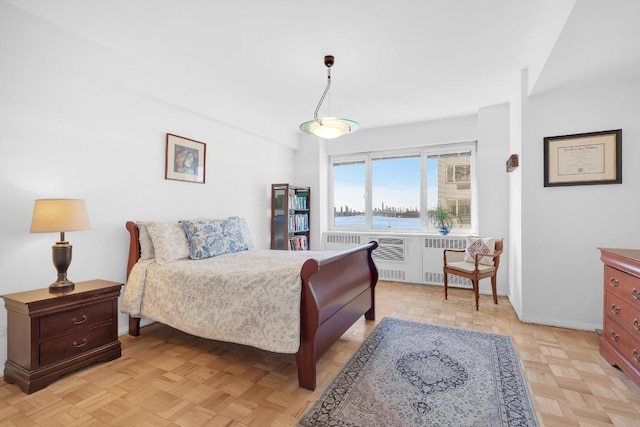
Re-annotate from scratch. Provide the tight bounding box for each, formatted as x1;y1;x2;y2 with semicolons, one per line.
543;129;621;187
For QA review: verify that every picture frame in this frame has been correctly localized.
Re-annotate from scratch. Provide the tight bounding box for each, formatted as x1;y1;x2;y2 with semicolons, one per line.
165;133;206;184
543;129;621;187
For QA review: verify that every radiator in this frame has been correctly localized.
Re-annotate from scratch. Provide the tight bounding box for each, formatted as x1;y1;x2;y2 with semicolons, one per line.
324;232;477;289
422;236;470;287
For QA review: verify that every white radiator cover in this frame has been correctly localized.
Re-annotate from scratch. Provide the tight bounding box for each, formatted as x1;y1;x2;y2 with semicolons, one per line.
422;236;470;287
323;232;469;287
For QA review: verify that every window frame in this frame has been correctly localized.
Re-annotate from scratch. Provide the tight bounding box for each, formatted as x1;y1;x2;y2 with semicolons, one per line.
329;142;477;234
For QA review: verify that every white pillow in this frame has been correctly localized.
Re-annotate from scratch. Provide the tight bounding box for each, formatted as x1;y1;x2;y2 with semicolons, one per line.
238;217;254;249
464;236;496;266
137;222;155;260
145;221;190;264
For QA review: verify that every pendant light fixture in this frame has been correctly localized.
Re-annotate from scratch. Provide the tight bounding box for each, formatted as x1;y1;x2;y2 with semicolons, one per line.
299;55;359;139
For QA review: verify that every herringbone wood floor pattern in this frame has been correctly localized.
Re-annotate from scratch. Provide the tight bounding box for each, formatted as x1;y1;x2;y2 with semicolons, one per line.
1;281;639;426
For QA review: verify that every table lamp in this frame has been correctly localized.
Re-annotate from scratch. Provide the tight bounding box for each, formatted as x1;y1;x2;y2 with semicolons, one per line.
30;199;90;291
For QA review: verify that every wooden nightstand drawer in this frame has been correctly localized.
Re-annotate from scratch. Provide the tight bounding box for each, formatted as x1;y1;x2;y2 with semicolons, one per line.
40;323;115;366
606;291;640;339
604;265;640;305
604;316;640;367
40;300;113;339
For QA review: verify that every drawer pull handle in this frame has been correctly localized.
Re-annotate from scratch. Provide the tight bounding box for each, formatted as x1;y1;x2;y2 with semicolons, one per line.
72;315;87;325
634;349;640;363
633;288;639;300
610;330;619;342
634;319;640;331
610;304;620;314
610;277;619;287
73;338;87;348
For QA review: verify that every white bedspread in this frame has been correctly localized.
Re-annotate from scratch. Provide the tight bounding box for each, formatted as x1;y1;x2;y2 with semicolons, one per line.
121;249;333;353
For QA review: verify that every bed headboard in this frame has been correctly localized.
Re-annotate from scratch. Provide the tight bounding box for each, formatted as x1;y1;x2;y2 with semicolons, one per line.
125;221;141;279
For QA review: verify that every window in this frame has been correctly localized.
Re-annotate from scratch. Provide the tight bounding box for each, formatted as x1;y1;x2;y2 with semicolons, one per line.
428;151;473;228
332;158;366;228
330;143;476;232
371;154;420;230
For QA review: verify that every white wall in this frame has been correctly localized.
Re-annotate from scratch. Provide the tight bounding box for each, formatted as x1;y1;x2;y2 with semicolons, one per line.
477;103;510;295
294;136;328;251
326;115;478;156
0;4;296;368
507;71;526;318
520;78;640;330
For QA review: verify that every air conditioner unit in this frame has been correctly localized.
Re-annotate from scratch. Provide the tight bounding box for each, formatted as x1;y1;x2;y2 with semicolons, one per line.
368;235;422;284
422;236;470;287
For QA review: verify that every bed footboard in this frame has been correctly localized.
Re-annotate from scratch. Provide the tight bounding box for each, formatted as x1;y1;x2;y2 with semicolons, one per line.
297;241;379;390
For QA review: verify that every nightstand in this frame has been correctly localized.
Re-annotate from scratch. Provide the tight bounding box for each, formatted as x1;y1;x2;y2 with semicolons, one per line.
1;279;124;393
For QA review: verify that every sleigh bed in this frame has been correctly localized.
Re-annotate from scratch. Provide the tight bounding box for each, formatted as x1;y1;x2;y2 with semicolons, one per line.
122;219;378;390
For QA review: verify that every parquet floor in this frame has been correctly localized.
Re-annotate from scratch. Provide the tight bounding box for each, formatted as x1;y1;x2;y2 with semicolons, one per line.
1;281;639;426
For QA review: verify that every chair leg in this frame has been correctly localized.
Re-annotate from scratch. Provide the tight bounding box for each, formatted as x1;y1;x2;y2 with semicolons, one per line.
443;272;449;300
473;280;479;311
491;275;498;305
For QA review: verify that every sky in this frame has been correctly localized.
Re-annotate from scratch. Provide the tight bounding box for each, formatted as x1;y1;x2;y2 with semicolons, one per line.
333;158;438;213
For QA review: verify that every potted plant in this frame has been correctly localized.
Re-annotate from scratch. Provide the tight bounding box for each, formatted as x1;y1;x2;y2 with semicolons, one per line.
428;207;456;235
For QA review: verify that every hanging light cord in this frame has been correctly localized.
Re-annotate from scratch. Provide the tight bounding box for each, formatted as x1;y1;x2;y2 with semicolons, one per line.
313;68;331;122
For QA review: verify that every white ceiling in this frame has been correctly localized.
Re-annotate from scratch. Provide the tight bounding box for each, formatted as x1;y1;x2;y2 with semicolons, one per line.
6;0;639;146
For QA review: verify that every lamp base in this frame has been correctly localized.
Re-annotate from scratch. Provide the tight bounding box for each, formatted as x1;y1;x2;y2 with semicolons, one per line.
49;278;75;292
50;240;74;292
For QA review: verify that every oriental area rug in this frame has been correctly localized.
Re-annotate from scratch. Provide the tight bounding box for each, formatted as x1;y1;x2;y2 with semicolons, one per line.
298;317;538;427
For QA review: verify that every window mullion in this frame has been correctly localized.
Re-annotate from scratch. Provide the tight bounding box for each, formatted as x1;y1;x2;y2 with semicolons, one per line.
365;155;372;230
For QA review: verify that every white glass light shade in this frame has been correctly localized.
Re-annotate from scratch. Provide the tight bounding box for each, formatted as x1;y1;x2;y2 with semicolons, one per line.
299;117;360;139
30;199;91;233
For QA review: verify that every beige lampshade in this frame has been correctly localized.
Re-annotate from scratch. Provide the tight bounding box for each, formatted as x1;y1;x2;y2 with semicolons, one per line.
30;199;91;233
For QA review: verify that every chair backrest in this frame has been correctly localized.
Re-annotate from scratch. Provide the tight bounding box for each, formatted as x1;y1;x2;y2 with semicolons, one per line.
493;239;504;270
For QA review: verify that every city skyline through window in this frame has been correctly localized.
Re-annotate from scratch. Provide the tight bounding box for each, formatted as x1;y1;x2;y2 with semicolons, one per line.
331;144;474;231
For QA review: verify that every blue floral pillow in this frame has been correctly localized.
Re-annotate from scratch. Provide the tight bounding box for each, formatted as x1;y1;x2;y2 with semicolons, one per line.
181;217;248;260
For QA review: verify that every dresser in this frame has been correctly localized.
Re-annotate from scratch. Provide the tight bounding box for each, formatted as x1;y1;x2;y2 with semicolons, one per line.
2;279;123;393
599;248;640;388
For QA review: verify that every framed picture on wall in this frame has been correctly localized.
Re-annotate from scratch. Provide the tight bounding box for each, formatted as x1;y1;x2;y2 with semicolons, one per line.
165;133;206;183
543;129;622;187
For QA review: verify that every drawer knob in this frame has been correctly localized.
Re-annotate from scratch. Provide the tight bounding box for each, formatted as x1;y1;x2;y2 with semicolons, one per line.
610;277;619;287
73;338;88;348
633;288;639;300
634;318;640;331
634;349;640;363
610;330;619;342
610;304;620;314
72;315;87;325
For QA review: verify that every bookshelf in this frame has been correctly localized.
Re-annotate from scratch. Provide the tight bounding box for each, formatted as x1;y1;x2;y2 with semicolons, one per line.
271;184;310;250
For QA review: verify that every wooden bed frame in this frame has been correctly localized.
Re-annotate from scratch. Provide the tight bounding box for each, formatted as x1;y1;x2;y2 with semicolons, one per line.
124;221;379;390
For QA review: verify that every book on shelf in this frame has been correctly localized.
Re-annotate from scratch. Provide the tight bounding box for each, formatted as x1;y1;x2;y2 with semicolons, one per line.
288;213;309;232
288;235;308;251
288;194;308;210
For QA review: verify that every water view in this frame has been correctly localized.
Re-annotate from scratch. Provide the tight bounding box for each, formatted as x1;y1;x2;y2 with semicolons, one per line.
335;215;421;229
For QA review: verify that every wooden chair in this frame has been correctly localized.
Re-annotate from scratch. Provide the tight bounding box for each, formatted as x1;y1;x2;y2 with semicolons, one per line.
443;238;503;310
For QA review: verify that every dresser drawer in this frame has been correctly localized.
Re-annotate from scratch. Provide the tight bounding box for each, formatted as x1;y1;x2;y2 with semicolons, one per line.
603;316;640;368
604;265;640;305
40;323;115;366
40;300;113;339
605;290;640;339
